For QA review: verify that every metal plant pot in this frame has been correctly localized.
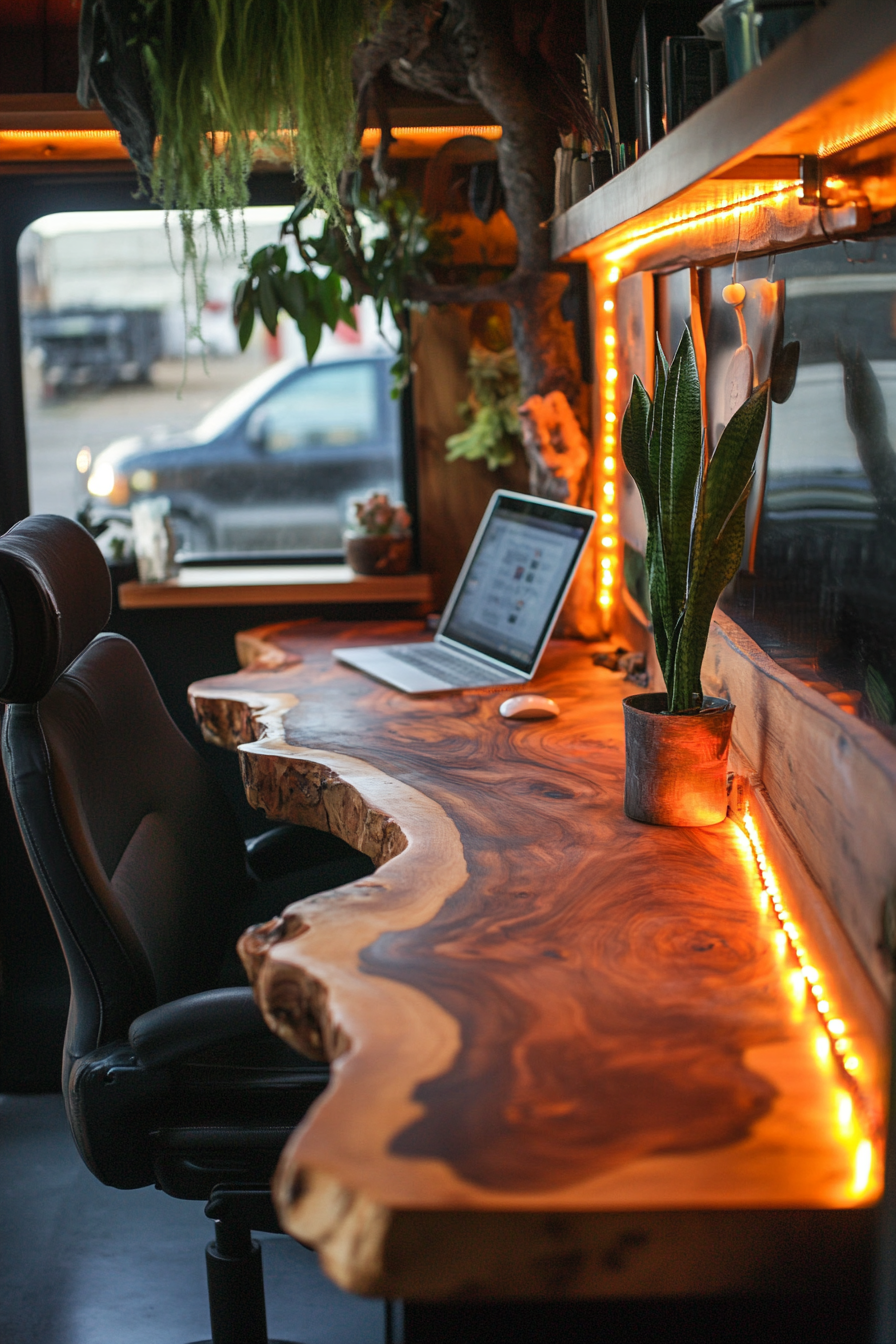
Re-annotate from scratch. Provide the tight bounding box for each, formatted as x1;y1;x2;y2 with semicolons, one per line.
344;534;412;576
623;692;735;827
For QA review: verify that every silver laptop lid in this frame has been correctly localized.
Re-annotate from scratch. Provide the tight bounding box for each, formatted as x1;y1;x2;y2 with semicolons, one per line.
436;490;596;677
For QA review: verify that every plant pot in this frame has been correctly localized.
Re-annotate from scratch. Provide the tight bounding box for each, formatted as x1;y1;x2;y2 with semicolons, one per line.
622;692;735;827
344;533;412;576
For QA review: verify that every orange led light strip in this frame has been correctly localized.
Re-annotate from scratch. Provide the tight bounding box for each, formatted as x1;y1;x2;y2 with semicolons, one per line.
0;128;128;156
604;182;801;270
360;125;502;149
742;808;875;1118
0;125;502;162
595;265;622;619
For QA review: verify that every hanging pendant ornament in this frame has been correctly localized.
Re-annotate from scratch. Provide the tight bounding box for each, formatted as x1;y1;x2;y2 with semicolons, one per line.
721;243;754;419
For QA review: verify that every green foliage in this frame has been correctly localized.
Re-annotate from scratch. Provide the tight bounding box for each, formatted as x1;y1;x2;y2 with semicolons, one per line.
621;327;769;714
138;0;378;219
866;666;896;724
445;347;521;470
233;187;451;393
233;243;355;363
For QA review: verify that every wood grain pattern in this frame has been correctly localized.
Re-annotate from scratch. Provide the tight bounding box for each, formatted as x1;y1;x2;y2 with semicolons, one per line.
189;620;883;1298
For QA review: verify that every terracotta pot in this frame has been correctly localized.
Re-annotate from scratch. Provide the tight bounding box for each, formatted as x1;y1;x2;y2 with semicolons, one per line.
622;692;735;827
344;534;412;576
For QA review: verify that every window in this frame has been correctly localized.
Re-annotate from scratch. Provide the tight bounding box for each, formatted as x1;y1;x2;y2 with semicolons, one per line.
19;208;403;559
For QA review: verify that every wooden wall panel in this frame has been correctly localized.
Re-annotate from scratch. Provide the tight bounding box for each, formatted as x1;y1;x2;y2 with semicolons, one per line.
704;612;896;1000
411;306;529;611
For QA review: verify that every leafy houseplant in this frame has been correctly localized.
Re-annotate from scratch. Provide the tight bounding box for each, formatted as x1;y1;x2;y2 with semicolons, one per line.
620;327;769;825
233;186;449;393
344;492;413;576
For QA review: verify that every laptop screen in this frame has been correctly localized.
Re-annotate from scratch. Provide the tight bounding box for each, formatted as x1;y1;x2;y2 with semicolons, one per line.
439;493;595;674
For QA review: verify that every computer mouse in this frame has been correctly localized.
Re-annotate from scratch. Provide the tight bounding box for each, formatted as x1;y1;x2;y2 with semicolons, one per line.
499;694;560;720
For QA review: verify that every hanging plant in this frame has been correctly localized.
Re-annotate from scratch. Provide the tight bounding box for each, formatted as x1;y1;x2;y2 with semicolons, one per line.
79;0;379;218
233;184;452;392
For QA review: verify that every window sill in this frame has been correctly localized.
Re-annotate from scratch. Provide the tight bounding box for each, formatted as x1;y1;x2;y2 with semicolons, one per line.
117;564;433;610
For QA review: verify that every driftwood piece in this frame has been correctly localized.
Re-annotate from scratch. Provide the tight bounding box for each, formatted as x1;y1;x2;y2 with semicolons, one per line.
189;619;882;1300
516;390;601;638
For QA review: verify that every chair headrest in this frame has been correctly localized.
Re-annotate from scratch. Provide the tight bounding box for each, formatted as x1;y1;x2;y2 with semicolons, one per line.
0;515;112;703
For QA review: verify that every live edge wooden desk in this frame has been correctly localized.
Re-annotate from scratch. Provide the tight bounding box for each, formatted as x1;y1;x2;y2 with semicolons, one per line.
188;619;882;1304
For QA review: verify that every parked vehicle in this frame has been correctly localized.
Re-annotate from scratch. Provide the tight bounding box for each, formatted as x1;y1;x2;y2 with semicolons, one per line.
80;352;402;554
27;307;162;397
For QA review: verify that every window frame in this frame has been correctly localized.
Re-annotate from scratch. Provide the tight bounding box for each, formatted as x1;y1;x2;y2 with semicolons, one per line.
0;168;419;566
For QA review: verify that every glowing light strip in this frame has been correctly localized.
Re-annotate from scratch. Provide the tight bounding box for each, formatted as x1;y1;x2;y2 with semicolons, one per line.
819;108;896;157
595;266;621;618
604;182;802;268
0;129;128;158
742;808;871;1090
360;125;502;150
0;129;123;141
740;806;878;1196
0;125;503;163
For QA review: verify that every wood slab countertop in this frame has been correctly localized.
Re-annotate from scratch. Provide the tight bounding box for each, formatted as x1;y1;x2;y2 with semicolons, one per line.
188;619;882;1301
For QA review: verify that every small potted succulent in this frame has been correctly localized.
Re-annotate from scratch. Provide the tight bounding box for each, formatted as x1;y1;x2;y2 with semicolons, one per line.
344;492;413;576
620;327;769;826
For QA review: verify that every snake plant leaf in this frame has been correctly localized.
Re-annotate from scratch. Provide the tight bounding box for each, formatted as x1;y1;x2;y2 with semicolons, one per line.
647;335;669;494
659;327;703;627
670;487;750;712
621;375;654;519
702;382;769;547
622;330;770;714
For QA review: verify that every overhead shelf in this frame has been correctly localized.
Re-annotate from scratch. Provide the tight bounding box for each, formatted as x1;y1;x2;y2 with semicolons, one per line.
552;0;896;274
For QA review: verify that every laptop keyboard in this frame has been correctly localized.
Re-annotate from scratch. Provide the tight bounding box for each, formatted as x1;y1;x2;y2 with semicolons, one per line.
388;643;516;687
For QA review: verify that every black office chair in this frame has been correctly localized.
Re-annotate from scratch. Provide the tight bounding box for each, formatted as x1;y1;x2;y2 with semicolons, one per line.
0;514;373;1344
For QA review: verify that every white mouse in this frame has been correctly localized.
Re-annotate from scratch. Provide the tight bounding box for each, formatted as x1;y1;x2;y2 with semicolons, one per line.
499;694;560;720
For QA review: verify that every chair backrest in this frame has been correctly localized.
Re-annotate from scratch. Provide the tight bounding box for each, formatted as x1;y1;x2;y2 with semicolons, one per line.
0;516;251;1079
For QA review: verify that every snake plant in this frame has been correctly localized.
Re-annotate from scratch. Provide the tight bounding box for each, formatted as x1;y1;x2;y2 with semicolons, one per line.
621;327;770;714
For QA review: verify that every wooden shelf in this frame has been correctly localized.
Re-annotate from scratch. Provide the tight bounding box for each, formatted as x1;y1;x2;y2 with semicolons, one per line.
118;564;434;610
552;0;896;272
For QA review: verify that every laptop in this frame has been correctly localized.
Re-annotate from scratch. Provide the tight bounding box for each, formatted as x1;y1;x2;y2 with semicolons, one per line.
334;490;596;694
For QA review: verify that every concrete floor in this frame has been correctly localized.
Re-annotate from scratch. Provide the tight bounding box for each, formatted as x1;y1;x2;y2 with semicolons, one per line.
0;1093;385;1344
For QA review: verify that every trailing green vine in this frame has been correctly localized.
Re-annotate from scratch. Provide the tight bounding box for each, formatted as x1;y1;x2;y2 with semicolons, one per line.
233;184;452;393
81;0;379;218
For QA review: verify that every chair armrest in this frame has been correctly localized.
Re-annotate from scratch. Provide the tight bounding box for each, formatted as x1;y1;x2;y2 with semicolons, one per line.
128;988;266;1068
